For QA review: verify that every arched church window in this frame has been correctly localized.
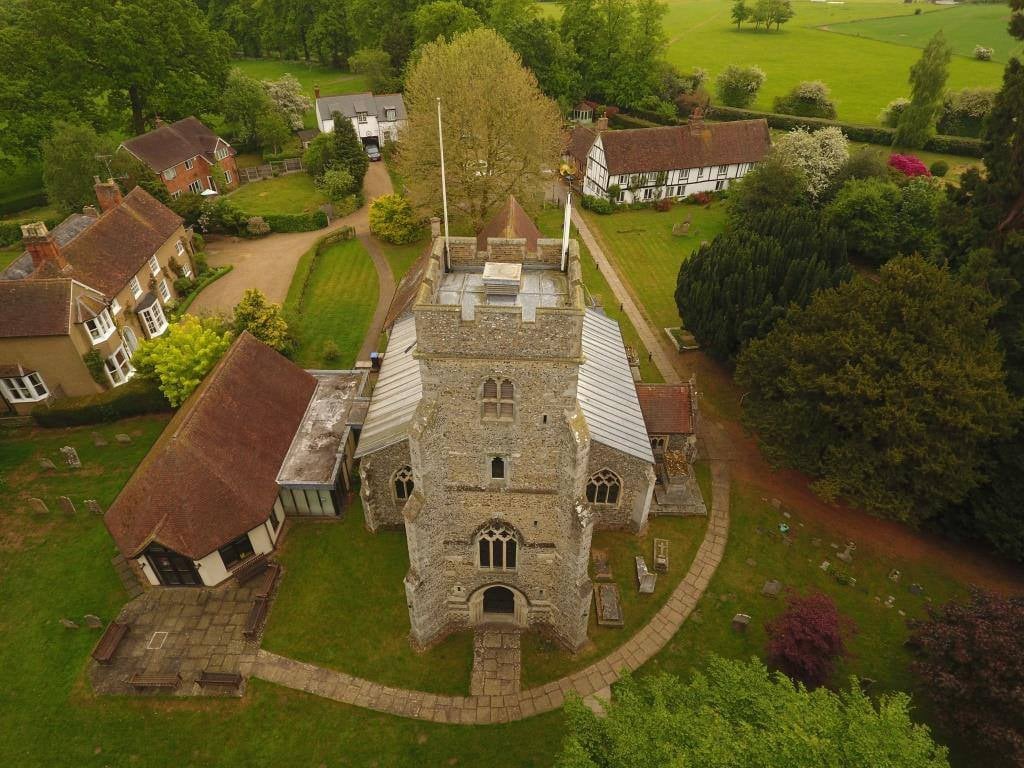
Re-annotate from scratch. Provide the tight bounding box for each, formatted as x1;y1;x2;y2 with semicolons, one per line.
586;469;621;505
477;524;518;570
482;377;515;420
393;466;414;500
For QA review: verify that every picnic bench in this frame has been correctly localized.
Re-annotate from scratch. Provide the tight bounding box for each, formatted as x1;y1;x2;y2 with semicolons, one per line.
255;562;281;600
243;596;269;640
91;620;129;664
196;670;243;689
129;672;180;690
233;553;270;587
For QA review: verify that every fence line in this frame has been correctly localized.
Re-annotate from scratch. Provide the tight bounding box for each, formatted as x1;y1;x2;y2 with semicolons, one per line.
237;157;304;185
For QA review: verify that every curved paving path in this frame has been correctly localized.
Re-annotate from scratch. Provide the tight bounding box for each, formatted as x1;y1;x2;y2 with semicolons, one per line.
355;233;396;361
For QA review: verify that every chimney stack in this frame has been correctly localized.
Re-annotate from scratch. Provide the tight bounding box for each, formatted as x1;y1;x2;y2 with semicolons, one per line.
154;115;165;128
94;177;123;213
82;205;99;218
689;106;706;134
20;222;67;272
314;85;321;100
595;116;609;131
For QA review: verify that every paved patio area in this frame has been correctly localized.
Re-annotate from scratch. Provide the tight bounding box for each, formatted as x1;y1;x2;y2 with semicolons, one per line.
90;581;269;697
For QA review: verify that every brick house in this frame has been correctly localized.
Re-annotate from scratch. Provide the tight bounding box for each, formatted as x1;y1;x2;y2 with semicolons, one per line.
0;181;195;412
119;116;239;198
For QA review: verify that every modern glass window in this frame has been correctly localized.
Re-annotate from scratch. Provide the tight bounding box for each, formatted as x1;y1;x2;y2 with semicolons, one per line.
104;345;134;386
188;179;203;195
149;255;160;276
158;279;171;302
482;378;514;420
218;533;255;569
184;158;194;170
0;372;49;403
586;469;621;505
129;276;142;299
139;301;168;338
84;309;115;343
477;525;517;570
393;465;414;500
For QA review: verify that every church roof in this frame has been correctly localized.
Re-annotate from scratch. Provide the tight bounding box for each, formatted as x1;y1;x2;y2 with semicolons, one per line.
476;196;541;252
353;315;422;457
579;309;655;464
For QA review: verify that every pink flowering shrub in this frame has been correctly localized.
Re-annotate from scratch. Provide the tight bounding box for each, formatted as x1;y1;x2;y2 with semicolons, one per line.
888;153;931;177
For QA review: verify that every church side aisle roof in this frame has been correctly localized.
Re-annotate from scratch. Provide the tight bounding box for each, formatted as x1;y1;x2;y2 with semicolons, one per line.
354;315;422;457
579;309;655;464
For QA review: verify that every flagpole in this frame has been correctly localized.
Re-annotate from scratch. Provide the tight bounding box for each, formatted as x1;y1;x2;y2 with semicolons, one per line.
561;188;572;273
436;97;451;273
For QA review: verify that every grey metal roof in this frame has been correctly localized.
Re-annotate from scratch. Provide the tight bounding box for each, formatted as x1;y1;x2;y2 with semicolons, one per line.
316;92;407;123
353;315;422;458
579;309;655;464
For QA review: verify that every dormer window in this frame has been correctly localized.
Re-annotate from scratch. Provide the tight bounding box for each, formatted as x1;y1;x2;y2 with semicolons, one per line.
482;378;514;421
85;309;116;344
214;146;229;161
357;111;368;124
184;158;194;170
384;108;396;121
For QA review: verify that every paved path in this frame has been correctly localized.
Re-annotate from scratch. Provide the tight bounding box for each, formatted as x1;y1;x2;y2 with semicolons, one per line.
470;627;522;697
572;209;681;384
188;162;393;316
355;232;395;361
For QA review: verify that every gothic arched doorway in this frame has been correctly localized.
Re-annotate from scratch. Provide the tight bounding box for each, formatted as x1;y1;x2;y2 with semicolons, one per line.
482;585;515;615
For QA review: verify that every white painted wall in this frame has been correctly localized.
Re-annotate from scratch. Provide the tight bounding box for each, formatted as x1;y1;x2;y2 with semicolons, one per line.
136;555;160;586
318;115;406;145
194;522;277;587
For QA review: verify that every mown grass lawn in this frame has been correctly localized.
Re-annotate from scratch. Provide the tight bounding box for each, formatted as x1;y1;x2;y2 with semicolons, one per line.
290;237;378;368
378;236;429;283
583;203;728;332
0;246;22;271
0;202;60;224
227;172;328;216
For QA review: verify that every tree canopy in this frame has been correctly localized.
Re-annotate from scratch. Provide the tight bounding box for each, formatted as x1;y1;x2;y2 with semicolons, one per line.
894;31;952;148
132;316;233;407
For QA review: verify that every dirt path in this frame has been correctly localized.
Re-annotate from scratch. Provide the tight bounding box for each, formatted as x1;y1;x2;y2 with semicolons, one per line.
578;207;1024;594
188;162;393;316
355;233;395;361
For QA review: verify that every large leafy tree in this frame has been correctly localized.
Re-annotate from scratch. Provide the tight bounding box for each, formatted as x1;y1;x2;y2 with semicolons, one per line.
397;28;562;229
232;289;290;352
132;316;233;407
412;0;482;46
772;126;849;200
893;31;952;148
41;122;108;214
675;207;851;361
557;658;950;768
735;256;1018;522
908;590;1024;764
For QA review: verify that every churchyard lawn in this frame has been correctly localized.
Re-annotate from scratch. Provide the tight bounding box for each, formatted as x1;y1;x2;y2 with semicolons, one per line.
226;172;329;216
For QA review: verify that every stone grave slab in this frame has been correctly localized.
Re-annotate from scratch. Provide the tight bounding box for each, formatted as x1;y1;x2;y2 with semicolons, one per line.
731;613;751;632
84;614;103;629
59;618;79;629
591;548;613;581
38;458;56;471
761;579;782;598
92;432;109;447
595;583;624;627
84;499;102;515
115;434;132;445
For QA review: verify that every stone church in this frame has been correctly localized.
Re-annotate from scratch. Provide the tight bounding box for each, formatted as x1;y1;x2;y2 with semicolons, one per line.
355;198;704;651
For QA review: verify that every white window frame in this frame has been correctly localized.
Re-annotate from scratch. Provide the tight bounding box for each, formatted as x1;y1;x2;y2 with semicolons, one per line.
207;176;217;193
357;111;368;124
188;179;203;195
84;309;116;344
110;297;122;315
384;108;396;121
175;240;186;257
715;179;726;191
158;279;171;302
139;301;168;338
162;167;177;180
122;326;139;356
214;146;229;161
679;169;690;182
0;372;49;403
149;255;160;277
675;185;687;198
129;276;142;299
224;170;233;185
171;190;182;200
697;168;707;180
104;344;134;387
717;165;728;177
184;158;194;170
180;261;192;279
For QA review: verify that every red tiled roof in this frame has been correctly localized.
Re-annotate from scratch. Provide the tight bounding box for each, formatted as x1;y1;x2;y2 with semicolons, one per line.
636;383;695;435
0;279;72;338
566;125;597;175
104;333;318;560
599;119;771;176
54;187;183;297
121;116;225;172
477;196;542;251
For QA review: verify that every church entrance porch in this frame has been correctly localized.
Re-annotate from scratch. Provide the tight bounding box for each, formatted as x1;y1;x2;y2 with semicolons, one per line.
468;583;528;627
483;585;514;614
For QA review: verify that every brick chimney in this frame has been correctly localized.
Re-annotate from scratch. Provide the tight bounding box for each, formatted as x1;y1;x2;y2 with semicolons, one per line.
595;116;609;131
21;222;68;272
154;115;165;128
689;106;706;134
82;205;99;218
314;85;321;100
93;176;123;213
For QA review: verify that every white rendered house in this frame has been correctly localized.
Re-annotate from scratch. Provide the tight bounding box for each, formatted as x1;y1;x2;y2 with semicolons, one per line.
314;91;407;147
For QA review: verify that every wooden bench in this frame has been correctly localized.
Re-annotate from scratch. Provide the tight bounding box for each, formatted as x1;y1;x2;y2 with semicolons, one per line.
232;553;269;587
255;562;281;599
91;621;129;664
129;672;180;690
243;596;269;640
196;670;243;689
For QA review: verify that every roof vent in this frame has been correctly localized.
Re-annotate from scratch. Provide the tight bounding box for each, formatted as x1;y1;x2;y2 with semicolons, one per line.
482;262;522;301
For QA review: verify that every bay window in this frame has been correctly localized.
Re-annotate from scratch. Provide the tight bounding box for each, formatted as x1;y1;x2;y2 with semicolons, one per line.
104;345;134;387
84;309;116;344
1;372;49;403
139;300;168;338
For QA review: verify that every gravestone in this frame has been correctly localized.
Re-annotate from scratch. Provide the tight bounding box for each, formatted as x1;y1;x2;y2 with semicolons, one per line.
731;613;751;632
761;579;782;598
84;614;103;629
653;538;669;573
778;523;790;534
820;560;831;571
60;445;81;469
770;498;781;509
635;556;657;594
909;583;925;596
115;433;132;444
595;583;624;627
38;457;56;471
58;496;76;516
591;548;613;581
92;432;108;447
59;618;79;629
884;595;896;608
84;499;102;515
28;497;49;515
837;541;856;563
888;569;901;583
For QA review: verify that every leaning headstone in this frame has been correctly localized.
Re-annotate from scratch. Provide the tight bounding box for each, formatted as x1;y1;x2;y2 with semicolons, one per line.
591;548;613;581
761;579;782;598
60;445;81;469
114;433;132;445
635;556;657;594
84;614;103;629
837;541;856;563
38;457;57;471
28;497;49;515
58;496;76;516
84;499;102;515
59;618;79;629
92;432;108;447
731;613;751;632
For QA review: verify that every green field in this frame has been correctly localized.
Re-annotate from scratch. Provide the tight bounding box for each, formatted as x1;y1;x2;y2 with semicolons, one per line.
226;172;328;215
828;2;1024;62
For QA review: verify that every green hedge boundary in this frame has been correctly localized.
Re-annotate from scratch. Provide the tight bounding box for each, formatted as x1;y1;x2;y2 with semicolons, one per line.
0;191;48;217
253;210;329;233
32;379;172;428
171;265;233;317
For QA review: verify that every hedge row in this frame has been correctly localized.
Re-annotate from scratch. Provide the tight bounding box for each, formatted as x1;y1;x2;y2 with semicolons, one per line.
32;379;172;428
170;265;233;317
0;217;60;248
705;105;985;158
244;210;329;233
610;113;664;130
284;225;357;314
0;191;47;217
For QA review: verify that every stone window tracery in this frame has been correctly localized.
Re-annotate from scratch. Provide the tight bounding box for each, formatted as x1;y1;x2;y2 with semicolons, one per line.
477;524;518;570
482;377;514;420
586;469;621;505
393;465;414;501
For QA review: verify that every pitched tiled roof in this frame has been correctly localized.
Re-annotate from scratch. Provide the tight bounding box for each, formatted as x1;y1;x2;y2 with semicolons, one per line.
566;125;597;174
636;383;695;435
315;92;407;123
0;279;72;338
56;187;183;296
104;333;318;560
599;119;771;175
476;196;542;251
121;116;225;172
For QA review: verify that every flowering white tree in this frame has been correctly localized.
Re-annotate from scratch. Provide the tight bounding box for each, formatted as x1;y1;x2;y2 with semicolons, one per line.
263;74;312;131
773;126;849;200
